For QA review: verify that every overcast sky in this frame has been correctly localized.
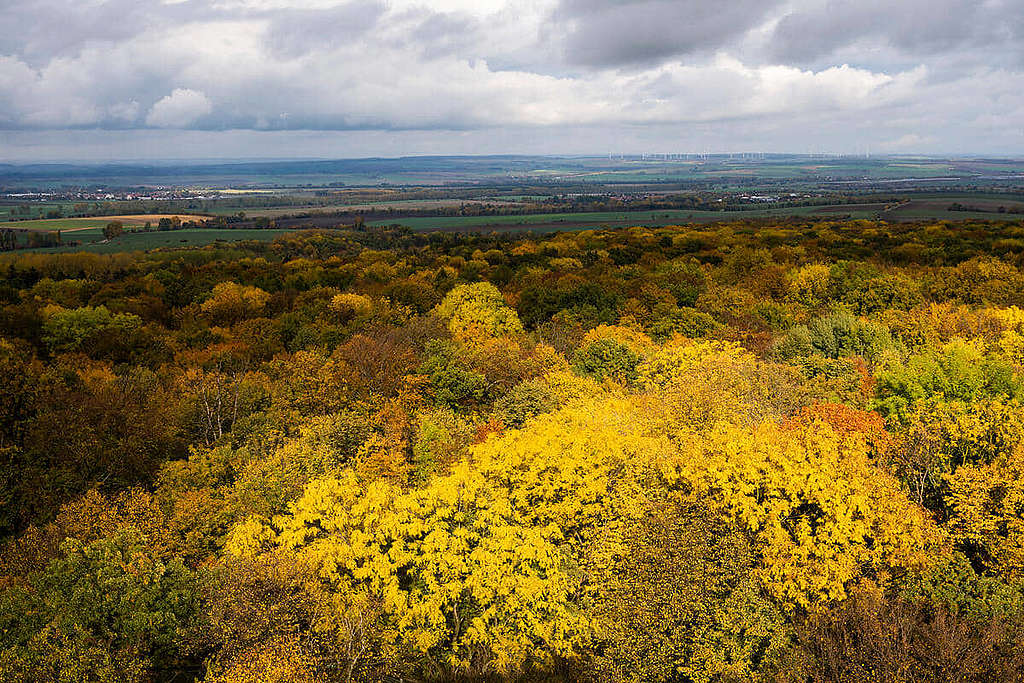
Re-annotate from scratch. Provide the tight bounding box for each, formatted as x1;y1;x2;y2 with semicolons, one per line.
1;0;1023;160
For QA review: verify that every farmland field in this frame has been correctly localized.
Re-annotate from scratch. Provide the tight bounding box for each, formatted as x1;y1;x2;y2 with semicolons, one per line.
0;213;209;231
216;198;522;218
23;228;292;253
20;203;1024;255
368;201;1023;232
366;206;875;231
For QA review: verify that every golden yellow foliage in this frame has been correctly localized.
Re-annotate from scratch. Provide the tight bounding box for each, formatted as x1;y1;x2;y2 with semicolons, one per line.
637;335;752;389
579;324;655;354
945;446;1024;578
475;394;939;609
270;469;590;677
786;263;831;308
200;282;270;324
224;516;276;559
329;293;373;318
673;421;940;607
433;282;523;344
205;636;321;683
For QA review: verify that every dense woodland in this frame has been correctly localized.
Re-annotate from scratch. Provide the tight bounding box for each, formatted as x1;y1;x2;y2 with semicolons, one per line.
3;217;1024;680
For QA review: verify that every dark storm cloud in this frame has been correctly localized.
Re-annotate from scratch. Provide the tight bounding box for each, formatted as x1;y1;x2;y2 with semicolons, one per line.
768;0;1024;66
552;0;786;67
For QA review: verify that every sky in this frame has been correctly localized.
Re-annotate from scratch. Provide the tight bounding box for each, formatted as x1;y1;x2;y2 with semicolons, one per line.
1;0;1023;161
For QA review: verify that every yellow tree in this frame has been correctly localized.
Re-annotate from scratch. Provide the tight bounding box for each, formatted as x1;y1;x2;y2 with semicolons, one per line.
200;282;271;325
433;282;523;344
240;468;591;679
945;446;1024;579
673;420;941;608
473;389;939;610
204;637;321;683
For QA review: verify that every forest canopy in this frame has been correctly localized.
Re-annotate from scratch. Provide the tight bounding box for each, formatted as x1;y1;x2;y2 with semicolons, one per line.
2;217;1024;681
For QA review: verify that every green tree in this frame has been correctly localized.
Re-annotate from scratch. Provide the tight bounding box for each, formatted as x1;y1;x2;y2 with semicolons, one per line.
102;221;123;241
874;340;1023;419
0;530;199;682
40;306;142;354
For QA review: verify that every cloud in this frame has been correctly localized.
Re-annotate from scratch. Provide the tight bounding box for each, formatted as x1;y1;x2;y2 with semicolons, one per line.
880;133;935;151
263;2;386;57
0;10;921;132
552;0;785;67
767;0;1024;67
0;0;1021;156
146;89;213;128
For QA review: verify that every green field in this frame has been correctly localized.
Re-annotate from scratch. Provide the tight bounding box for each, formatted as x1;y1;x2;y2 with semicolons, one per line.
878;196;1024;221
217;198;524;219
2;218;122;231
0;202;83;221
24;228;294;254
364;199;1024;233
15;195;1024;255
1;214;209;232
367;205;892;231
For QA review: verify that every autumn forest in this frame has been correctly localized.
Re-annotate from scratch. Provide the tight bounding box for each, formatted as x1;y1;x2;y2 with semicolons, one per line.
3;217;1024;681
